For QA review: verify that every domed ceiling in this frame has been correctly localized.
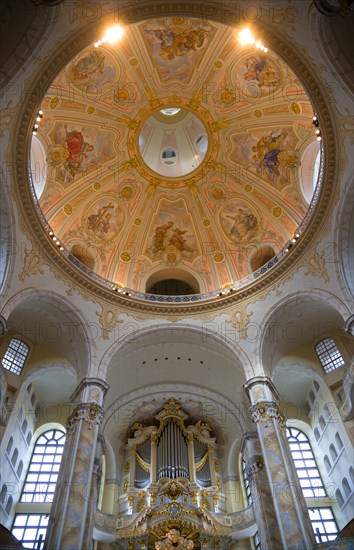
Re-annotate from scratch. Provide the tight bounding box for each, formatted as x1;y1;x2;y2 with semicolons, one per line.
31;17;319;295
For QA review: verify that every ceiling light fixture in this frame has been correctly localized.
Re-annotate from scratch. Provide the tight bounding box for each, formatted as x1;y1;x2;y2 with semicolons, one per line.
94;24;124;47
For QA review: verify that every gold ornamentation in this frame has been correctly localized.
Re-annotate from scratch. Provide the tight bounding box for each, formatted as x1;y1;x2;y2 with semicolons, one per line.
87;106;95;114
213;252;224;262
96;306;122;340
121;251;131;262
123;479;129;493
203;219;210;226
124;461;130;474
290;102;301;115
49;97;59;109
155;529;194;549
93;182;101;190
134;218;142;226
304;247;330;283
64;203;73;215
254;109;263;118
244;184;252;192
129;58;138;66
19;248;44;281
214;59;223;68
228;307;252;340
273;206;282;217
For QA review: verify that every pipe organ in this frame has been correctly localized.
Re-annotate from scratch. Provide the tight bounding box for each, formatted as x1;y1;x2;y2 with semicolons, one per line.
121;400;229;548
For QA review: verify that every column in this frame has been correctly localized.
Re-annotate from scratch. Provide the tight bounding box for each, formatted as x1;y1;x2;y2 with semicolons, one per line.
244;376;314;550
242;432;283;549
44;377;109;550
150;435;157;484
187;435;196;483
208;446;217;487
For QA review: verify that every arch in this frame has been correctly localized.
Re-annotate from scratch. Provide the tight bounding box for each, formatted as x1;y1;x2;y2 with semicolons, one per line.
143;266;204;295
0;173;16;295
98;323;254;381
258;289;349;376
1;288;96;378
335;174;354;299
16;460;24;479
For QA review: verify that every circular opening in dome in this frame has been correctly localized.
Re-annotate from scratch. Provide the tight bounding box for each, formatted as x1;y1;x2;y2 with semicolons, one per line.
138;107;208;177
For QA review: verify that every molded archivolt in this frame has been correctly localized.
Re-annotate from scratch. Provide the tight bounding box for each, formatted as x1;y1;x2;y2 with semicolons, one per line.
12;2;341;313
257;289;350;377
0;176;16;295
2;289;94;379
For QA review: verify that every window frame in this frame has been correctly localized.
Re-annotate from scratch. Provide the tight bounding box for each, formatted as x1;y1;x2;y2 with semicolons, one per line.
1;338;30;376
315;338;345;374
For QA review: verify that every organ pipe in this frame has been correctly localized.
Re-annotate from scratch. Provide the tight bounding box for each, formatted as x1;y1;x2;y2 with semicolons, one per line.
157;421;189;480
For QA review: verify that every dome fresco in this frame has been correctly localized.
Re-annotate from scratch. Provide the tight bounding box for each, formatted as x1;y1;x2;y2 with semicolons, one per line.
31;17;320;295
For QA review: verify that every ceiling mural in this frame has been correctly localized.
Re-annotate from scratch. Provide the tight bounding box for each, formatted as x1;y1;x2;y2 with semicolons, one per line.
32;17;319;293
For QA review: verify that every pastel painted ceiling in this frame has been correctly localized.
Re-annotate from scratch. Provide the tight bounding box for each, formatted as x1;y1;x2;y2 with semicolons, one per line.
31;17;319;294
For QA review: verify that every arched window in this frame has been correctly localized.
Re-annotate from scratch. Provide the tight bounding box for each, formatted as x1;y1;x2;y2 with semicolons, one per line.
287;428;339;543
1;338;29;376
286;427;326;498
11;448;19;467
319;415;326;431
5;496;13;516
315;338;345;374
342;478;351;498
336;489;344;508
335;432;343;450
17;460;24;479
6;436;13;455
349;467;354;485
12;429;66;549
324;455;331;473
329;444;338;462
314;428;320;442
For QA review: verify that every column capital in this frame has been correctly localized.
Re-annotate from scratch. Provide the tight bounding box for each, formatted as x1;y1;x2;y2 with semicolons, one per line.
70;377;110;404
66;402;104;431
250;401;286;430
244;376;280;404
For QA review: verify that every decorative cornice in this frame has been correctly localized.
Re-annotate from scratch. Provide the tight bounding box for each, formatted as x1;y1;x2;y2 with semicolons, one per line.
12;2;341;316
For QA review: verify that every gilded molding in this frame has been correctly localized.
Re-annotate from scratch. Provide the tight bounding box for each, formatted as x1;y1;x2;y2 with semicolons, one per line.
303;246;330;283
66;401;104;431
228;306;252;340
19;248;45;281
96;306;123;340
